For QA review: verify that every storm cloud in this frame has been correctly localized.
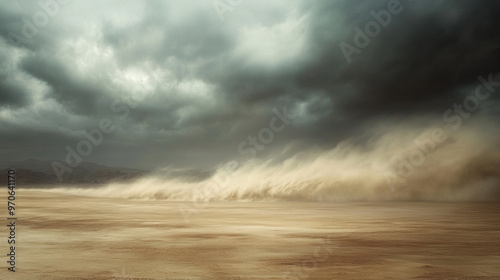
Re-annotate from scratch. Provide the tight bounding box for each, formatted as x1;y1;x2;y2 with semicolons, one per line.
1;0;499;171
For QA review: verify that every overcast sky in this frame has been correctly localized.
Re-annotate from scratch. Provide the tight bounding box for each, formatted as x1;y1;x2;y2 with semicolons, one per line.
1;0;500;170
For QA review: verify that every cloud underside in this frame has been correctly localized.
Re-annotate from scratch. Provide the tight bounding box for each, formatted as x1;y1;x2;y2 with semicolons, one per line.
0;0;499;169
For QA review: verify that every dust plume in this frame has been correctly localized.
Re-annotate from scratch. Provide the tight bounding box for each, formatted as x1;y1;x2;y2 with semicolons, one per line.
45;120;500;202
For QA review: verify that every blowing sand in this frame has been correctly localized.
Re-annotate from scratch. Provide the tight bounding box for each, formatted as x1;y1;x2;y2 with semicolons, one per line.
1;190;499;279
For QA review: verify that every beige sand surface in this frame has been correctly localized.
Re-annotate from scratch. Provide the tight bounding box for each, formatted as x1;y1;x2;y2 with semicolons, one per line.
1;190;499;279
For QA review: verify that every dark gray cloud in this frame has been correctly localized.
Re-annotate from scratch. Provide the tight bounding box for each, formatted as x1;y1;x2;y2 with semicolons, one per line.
0;0;499;170
0;78;30;107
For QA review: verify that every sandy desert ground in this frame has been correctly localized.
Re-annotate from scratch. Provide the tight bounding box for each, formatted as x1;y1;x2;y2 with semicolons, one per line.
1;190;499;279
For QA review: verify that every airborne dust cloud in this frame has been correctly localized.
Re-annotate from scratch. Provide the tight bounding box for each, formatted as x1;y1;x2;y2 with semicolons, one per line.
46;118;500;202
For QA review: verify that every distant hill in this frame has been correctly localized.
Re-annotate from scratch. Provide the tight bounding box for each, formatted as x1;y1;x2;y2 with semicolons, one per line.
0;159;148;185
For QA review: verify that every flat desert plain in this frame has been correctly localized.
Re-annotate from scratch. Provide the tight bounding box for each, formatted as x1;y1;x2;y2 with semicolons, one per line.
1;190;500;279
